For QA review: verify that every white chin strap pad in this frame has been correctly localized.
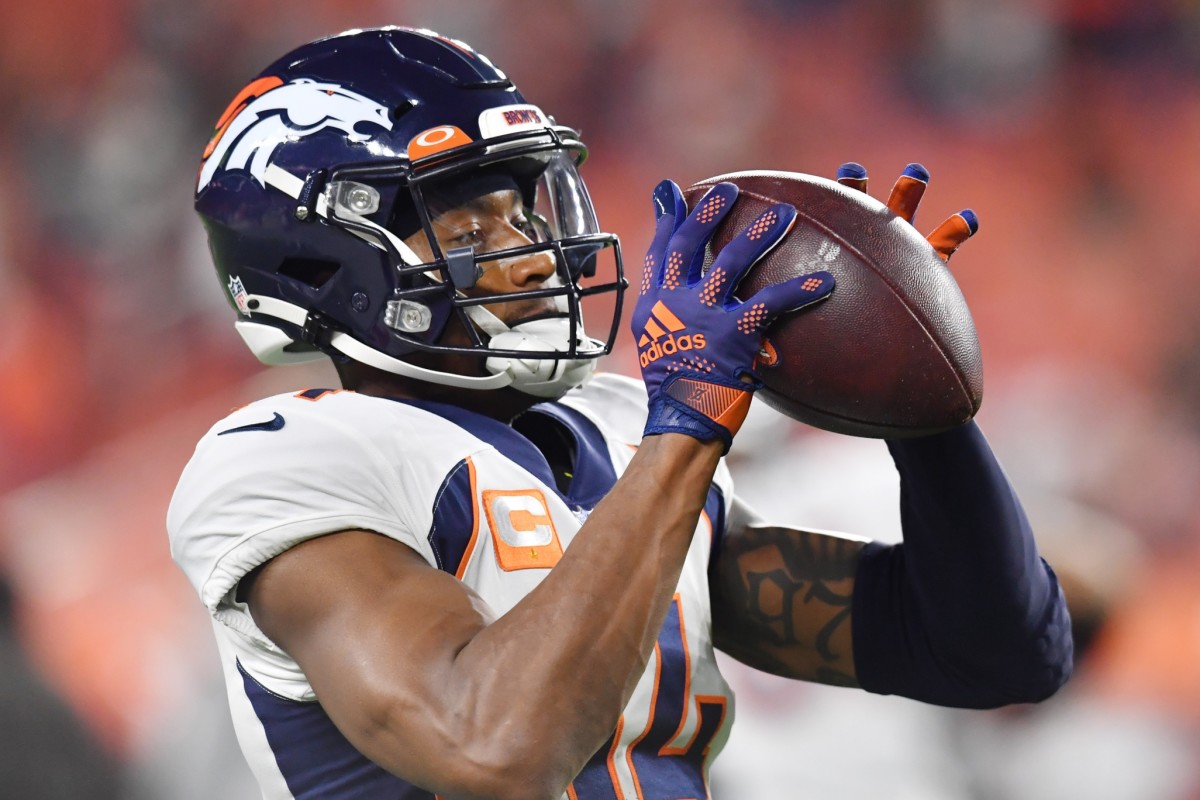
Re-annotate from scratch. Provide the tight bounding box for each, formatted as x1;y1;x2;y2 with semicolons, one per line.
233;289;602;398
235;320;328;366
485;317;603;399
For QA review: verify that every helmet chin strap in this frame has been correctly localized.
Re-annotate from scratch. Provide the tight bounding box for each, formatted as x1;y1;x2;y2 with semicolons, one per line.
468;305;605;399
235;294;602;397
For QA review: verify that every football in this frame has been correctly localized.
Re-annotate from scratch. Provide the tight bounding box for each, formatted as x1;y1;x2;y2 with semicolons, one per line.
683;171;983;438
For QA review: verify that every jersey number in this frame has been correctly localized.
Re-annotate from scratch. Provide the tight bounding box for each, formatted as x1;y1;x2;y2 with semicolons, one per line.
568;595;727;800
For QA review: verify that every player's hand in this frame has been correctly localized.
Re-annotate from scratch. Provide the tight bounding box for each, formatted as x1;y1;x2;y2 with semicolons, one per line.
836;162;979;261
634;179;834;451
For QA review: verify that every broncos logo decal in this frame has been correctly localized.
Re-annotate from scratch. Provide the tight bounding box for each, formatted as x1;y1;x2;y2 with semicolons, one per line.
197;76;393;192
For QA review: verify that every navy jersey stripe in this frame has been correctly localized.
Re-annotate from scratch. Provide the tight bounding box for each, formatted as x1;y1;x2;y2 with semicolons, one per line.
628;600;715;798
705;483;727;569
393;398;560;492
427;458;476;575
238;659;433;799
526;402;618;509
394;397;622;513
569;730;621;800
295;388;341;401
571;598;724;798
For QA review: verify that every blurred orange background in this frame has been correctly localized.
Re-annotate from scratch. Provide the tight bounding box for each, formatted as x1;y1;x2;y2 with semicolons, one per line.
2;1;1198;797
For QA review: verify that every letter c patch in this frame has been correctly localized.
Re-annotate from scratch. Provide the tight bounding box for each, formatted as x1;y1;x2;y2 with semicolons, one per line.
482;489;564;571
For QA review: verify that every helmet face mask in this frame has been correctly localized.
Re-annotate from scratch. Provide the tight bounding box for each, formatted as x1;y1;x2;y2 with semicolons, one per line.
330;140;623;360
195;27;626;398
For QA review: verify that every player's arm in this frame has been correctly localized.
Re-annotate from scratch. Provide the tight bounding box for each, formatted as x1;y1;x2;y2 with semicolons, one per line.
245;433;721;800
245;182;832;800
712;164;1072;707
709;499;865;686
711;421;1074;707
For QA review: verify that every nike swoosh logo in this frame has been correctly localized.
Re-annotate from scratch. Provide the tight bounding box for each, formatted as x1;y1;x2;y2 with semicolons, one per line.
218;412;285;436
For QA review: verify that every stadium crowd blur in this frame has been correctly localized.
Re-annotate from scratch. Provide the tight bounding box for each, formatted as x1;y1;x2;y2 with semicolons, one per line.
3;0;1200;796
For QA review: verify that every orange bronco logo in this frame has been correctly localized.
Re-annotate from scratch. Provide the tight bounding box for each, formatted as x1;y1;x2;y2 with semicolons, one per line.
197;77;392;192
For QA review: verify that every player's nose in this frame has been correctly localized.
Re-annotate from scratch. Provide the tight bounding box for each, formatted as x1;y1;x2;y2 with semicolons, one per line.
507;249;556;288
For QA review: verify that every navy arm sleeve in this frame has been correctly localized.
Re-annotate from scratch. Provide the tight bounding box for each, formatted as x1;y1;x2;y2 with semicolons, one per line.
851;421;1074;708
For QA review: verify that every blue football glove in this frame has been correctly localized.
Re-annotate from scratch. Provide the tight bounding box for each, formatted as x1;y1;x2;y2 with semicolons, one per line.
634;179;834;450
836;161;979;261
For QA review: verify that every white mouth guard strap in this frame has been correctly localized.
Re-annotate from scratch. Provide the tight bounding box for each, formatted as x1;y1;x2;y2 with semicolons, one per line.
265;164;305;199
464;304;512;339
328;332;514;390
341;210;427;267
243;294;515;390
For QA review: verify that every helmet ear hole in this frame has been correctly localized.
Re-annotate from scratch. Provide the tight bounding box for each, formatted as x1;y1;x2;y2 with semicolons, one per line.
278;257;341;289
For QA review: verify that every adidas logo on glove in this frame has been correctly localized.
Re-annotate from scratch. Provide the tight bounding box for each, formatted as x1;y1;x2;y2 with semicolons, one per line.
637;301;707;367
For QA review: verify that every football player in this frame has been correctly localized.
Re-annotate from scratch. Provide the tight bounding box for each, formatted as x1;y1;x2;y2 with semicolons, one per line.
169;27;1072;800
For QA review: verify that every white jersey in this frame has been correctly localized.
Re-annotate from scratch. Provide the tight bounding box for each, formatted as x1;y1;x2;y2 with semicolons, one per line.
168;373;736;800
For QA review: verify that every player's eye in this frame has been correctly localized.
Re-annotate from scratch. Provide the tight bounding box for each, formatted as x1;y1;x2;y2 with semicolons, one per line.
511;215;537;240
514;211;551;243
449;226;486;248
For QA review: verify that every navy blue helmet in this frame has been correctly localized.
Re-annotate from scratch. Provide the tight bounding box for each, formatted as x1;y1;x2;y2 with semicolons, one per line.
195;27;626;397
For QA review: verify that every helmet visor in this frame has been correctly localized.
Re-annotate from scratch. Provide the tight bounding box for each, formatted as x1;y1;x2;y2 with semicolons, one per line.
396;150;621;355
401;150;598;259
322;142;625;360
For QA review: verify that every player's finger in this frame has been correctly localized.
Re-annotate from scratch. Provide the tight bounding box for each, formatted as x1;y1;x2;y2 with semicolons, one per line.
886;163;929;224
643;179;687;292
652;178;686;224
665;182;739;287
707;203;797;298
836;162;868;194
649;180;686;254
744;270;834;323
926;209;979;262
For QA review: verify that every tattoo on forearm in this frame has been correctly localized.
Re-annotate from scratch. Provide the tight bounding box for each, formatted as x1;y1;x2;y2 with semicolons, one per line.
715;527;862;685
743;569;850;656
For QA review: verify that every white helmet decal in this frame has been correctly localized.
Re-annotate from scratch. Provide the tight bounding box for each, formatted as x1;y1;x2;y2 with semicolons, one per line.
197;77;393;192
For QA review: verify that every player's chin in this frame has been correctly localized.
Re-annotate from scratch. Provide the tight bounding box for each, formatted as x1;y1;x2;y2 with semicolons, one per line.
497;301;566;328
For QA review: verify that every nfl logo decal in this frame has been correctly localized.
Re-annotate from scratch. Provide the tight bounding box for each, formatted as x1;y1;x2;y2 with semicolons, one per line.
228;275;251;315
